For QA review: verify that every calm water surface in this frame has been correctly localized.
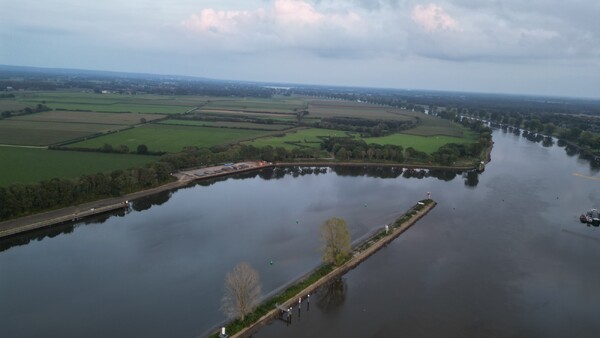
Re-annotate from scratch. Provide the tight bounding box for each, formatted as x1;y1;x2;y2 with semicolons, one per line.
1;130;599;337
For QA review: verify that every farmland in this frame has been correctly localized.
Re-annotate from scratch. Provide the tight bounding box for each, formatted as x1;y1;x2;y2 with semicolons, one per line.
11;110;166;125
400;115;467;138
12;91;199;114
1;88;482;188
243;128;344;150
307;99;416;120
158;119;292;131
201;97;307;113
67;124;274;153
0;120;129;146
365;133;477;154
0;146;156;186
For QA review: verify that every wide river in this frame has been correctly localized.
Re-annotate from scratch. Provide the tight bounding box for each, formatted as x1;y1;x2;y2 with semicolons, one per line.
1;129;599;337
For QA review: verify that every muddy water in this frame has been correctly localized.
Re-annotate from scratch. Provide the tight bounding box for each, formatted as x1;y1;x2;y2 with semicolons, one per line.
1;130;599;337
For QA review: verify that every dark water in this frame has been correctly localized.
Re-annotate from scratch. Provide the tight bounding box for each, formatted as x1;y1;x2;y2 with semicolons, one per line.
1;130;599;338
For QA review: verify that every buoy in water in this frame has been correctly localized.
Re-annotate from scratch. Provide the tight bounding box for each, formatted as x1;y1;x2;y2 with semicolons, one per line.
269;260;274;266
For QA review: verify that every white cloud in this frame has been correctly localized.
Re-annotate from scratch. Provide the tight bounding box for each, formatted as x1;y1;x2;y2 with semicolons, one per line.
182;0;368;54
411;3;460;32
1;0;599;97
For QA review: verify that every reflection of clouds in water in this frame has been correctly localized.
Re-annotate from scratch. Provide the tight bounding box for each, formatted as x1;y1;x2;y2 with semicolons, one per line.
304;200;336;213
561;229;600;245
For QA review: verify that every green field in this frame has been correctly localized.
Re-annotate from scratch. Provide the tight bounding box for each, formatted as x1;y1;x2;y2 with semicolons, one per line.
67;124;273;153
0;146;156;186
243;128;347;149
158;119;291;130
365;133;477;154
0;120;128;146
14;91;198;114
307;99;416;121
0;100;29;112
11;111;166;125
196;109;298;121
402;115;467;137
244;127;476;154
202;97;306;113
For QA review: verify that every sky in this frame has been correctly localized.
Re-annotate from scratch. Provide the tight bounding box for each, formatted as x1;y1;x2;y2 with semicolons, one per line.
1;0;599;98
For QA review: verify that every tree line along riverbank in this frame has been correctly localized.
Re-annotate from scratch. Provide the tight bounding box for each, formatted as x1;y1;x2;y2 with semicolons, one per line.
0;157;468;239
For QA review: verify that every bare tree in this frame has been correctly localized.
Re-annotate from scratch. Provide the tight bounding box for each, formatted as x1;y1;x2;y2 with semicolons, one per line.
320;217;351;266
221;262;261;321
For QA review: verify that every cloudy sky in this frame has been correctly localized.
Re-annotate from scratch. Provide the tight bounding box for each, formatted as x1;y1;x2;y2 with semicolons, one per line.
1;0;599;98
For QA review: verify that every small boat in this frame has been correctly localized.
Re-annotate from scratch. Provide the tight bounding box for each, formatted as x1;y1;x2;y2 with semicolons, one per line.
580;209;600;226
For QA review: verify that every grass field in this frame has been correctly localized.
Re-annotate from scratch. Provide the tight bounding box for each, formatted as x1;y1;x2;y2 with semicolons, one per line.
158;119;291;130
243;126;476;154
243;128;347;150
0;120;128;146
203;97;307;113
0;100;30;112
0;146;156;186
67;124;273;153
196;109;298;121
402;114;468;137
364;133;477;154
307;99;416;121
11;111;166;125
15;91;198;114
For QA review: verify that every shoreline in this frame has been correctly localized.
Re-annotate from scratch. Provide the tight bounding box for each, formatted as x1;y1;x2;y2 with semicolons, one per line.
0;159;460;239
209;199;437;338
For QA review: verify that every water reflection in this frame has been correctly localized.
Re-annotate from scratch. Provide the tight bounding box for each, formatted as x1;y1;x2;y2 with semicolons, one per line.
463;171;479;188
316;278;348;312
0;222;75;252
130;190;172;212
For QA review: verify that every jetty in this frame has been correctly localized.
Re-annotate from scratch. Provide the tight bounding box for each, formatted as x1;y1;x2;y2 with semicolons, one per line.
212;199;437;338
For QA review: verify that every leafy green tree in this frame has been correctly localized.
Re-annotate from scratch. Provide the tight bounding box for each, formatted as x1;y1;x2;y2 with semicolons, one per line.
320;217;351;266
137;144;148;154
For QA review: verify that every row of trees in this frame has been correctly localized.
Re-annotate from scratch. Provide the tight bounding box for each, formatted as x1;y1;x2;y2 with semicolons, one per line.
315;117;416;137
322;137;409;162
1;103;51;118
52;143;158;155
0;163;173;220
458;110;600;155
0;144;327;220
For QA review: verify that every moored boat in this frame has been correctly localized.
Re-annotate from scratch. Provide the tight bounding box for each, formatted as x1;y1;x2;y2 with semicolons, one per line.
581;209;600;226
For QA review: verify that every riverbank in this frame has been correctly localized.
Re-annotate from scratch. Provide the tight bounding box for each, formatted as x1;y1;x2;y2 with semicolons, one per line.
0;159;454;239
0;161;269;239
210;199;437;338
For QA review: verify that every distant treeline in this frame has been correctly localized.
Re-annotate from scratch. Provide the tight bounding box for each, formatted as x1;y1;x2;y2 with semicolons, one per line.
454;110;600;155
314;117;416;137
321;116;491;166
1;103;51;118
